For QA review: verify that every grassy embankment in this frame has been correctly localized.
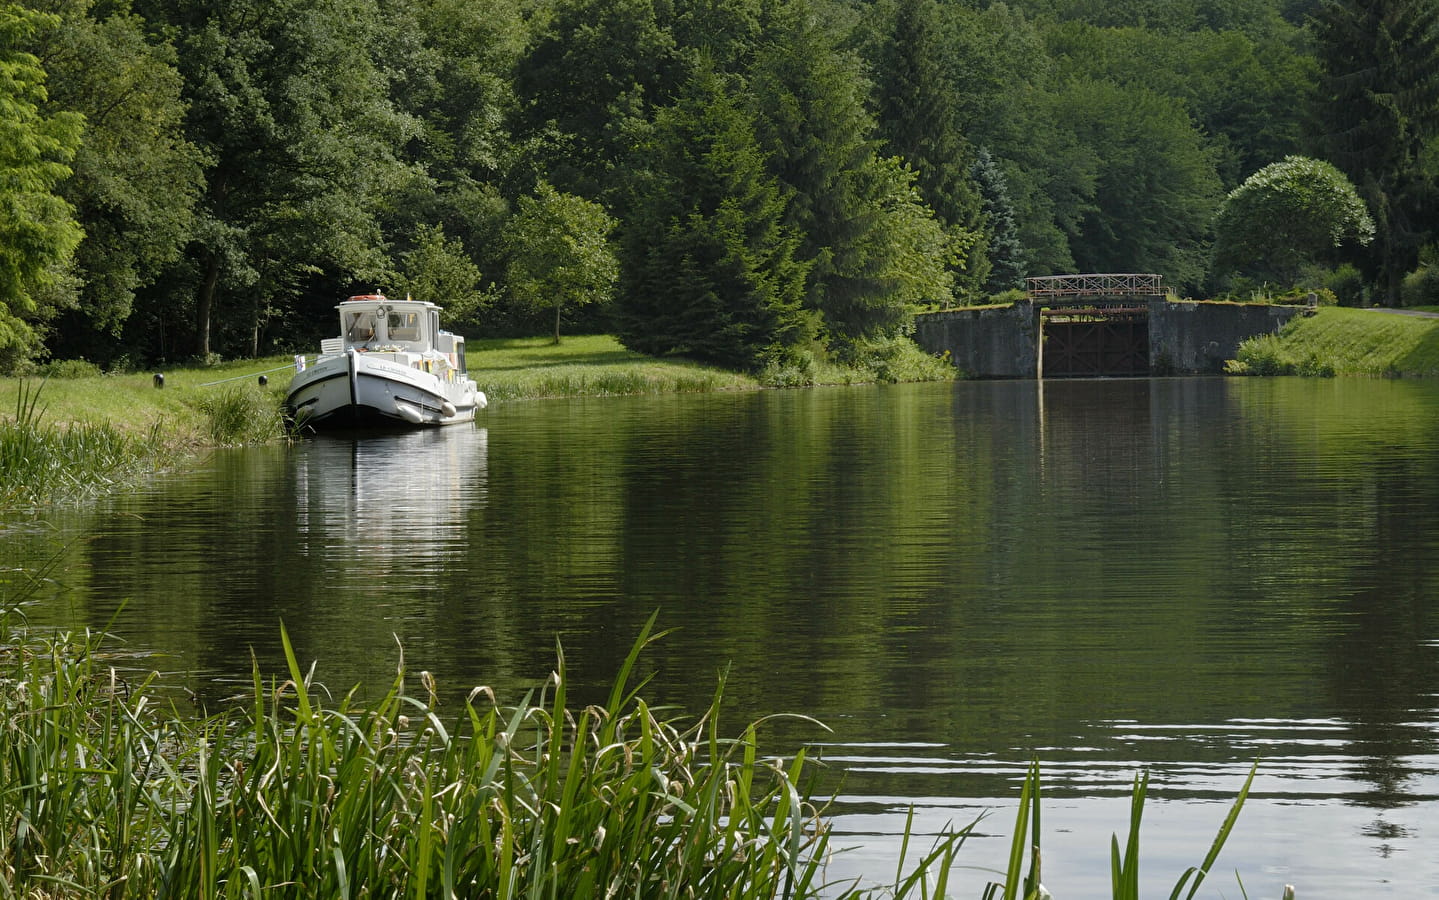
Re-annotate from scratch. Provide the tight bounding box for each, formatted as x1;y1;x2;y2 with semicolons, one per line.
0;335;950;506
1229;306;1439;376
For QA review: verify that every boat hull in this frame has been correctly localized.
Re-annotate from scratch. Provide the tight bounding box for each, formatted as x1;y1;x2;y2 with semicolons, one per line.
285;350;485;430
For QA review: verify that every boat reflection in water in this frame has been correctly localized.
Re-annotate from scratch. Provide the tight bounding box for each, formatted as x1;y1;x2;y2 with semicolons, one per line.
291;426;488;587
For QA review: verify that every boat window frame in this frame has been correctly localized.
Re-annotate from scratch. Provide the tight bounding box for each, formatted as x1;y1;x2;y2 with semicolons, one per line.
345;309;378;343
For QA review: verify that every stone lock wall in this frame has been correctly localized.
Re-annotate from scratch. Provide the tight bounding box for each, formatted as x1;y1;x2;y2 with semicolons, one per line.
912;302;1040;378
1146;301;1304;374
913;301;1305;378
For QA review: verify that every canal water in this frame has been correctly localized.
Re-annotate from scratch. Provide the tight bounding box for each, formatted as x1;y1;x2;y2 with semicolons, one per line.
6;377;1439;898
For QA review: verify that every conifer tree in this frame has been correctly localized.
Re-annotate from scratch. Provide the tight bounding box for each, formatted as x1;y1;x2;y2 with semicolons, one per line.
616;64;809;369
970;148;1027;293
872;0;989;298
750;0;926;341
1312;0;1439;304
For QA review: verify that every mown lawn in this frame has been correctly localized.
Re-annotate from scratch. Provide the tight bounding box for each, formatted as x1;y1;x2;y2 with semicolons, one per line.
1233;306;1439;376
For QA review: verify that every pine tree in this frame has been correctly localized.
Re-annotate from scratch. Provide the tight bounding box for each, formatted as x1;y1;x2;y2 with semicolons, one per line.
872;0;989;298
970;148;1027;293
1312;0;1439;304
749;0;909;341
616;65;809;369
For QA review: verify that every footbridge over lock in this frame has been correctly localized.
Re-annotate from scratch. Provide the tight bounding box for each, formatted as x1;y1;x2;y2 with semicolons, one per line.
914;273;1309;378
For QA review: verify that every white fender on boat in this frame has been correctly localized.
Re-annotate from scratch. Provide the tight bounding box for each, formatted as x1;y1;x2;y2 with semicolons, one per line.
440;400;457;418
394;399;425;424
476;391;488;410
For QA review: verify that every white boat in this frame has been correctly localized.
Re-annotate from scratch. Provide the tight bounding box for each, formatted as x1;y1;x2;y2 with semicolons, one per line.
285;294;486;429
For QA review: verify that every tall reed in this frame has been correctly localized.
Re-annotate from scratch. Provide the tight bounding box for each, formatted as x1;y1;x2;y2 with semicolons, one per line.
980;759;1283;900
197;383;286;445
0;583;1286;898
0;608;963;899
0;379;158;507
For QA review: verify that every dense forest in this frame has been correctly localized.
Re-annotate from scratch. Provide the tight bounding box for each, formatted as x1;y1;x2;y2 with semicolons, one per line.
2;0;1437;374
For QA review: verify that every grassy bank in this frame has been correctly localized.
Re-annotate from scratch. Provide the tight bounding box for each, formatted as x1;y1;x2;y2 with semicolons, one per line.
0;358;297;506
470;335;763;400
1230;307;1439;376
1;335;952;506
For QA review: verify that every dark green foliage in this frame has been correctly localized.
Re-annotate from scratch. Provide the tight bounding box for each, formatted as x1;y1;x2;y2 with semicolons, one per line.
1401;264;1439;308
750;0;943;342
1312;0;1439;305
13;0;1427;366
936;3;1086;276
971;148;1027;292
132;0;417;358
616;65;810;369
1053;78;1223;291
512;0;681;202
26;0;203;367
872;0;989;297
1325;262;1368;307
377;0;527;294
1043;19;1315;187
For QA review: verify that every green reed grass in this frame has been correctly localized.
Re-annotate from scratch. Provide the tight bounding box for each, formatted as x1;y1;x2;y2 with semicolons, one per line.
197;384;287;446
0;380;160;508
0;561;1283;900
0;604;972;899
979;760;1280;900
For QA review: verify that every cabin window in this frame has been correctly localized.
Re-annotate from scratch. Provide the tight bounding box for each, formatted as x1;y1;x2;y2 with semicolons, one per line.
388;311;420;342
345;311;376;342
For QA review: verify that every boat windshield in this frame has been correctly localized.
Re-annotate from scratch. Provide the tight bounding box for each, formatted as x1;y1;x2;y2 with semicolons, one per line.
345;310;377;342
388;310;422;343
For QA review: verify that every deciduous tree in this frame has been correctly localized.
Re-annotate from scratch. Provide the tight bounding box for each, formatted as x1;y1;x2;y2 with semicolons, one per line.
1053;78;1222;291
504;183;617;344
0;3;82;372
392;224;490;326
1212;155;1374;285
24;0;202;366
133;0;418;358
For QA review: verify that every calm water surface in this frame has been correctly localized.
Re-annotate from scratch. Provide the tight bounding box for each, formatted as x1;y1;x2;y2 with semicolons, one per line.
7;376;1439;898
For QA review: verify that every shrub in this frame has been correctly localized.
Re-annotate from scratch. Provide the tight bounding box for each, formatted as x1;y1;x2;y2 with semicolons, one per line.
1400;265;1439;308
1324;264;1368;307
34;358;103;378
988;287;1029;306
757;347;819;387
1229;333;1335;377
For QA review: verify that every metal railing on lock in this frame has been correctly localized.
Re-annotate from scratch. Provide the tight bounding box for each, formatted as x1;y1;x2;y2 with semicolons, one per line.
1025;273;1165;302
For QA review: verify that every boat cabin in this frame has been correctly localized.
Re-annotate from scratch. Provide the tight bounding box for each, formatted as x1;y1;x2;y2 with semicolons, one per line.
327;294;469;374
